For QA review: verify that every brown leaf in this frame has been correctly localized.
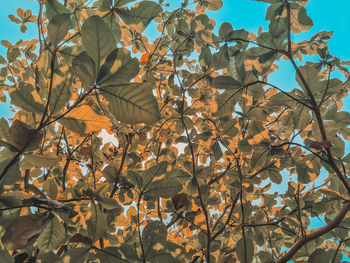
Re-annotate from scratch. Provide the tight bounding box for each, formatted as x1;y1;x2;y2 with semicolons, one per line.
80;146;92;156
309;141;323;150
321;140;332;149
9;120;43;151
1;212;49;250
172;193;189;210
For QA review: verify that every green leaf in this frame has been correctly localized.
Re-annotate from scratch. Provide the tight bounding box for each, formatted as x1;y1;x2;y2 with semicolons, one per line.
87;203;107;242
37;216;65;251
49;72;72;114
0;195;22;227
0;247;13;263
292;105;311;130
295;65;320;93
269;17;287;37
103;13;122;44
97;48;139;87
212;76;242;90
265;2;284;21
211;141;223;160
214;89;241;117
144;177;182;200
236;237;254;263
249;150;268;172
22;153;62;169
116;1;162;33
142;221;167;248
219;22;233;40
101;82;160;124
58;117;87;136
96;247;125;263
81;15;116;72
308;249;330;263
298;6;313;26
60;248;90;263
10;82;45;113
45;0;70;21
48;14;71;47
72;51;96;86
269;169;282;184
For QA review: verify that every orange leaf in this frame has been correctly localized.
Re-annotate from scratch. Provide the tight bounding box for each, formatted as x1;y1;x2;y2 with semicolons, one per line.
140;52;149;64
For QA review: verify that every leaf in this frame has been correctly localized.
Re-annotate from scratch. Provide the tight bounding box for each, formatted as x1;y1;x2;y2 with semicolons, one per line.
142;221;167;248
249;150;268;172
116;1;162;33
103;12;122;44
9;120;43;151
298;6;313;26
1;212;49;250
60;248;90;263
214;89;241;117
81;15;116;72
213;76;242;90
97;48;139;87
87;203;107;242
58;105;109;135
45;0;70;21
72;51;96;86
144;177;182;200
236;237;254;263
269;169;282;184
22;153;62;168
96;247;126;263
101;82;160;124
10;82;45;113
0;195;22;227
269;17;287;37
308;249;330;263
172;193;189;210
48;14;71;47
0;158;20;186
49;66;72;114
37;216;65;251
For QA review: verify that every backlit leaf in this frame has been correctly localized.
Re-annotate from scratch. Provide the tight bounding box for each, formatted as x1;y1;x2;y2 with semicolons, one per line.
101;82;160;124
116;1;162;33
81;15;116;72
37;216;65;251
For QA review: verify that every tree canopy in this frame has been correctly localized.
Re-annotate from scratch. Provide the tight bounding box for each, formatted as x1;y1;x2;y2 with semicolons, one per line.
0;0;350;262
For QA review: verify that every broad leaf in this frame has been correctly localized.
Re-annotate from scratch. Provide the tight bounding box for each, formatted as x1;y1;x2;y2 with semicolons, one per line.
97;48;139;87
72;51;96;86
45;0;70;21
101;82;160;124
2;212;49;250
58;105;109;135
87;203;107;242
236;237;254;263
37;216;65;251
22;153;62;169
10;82;45;113
48;14;71;47
81;15;116;72
9;120;43;151
116;1;162;33
144;177;182;200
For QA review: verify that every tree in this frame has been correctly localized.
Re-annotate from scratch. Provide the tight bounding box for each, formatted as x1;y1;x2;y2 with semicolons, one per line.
0;0;349;262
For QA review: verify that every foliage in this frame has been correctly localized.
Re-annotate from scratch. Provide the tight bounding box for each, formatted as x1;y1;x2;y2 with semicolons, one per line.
0;0;350;262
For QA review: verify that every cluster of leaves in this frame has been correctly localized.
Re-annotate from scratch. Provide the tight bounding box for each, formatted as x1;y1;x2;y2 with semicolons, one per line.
0;0;350;262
